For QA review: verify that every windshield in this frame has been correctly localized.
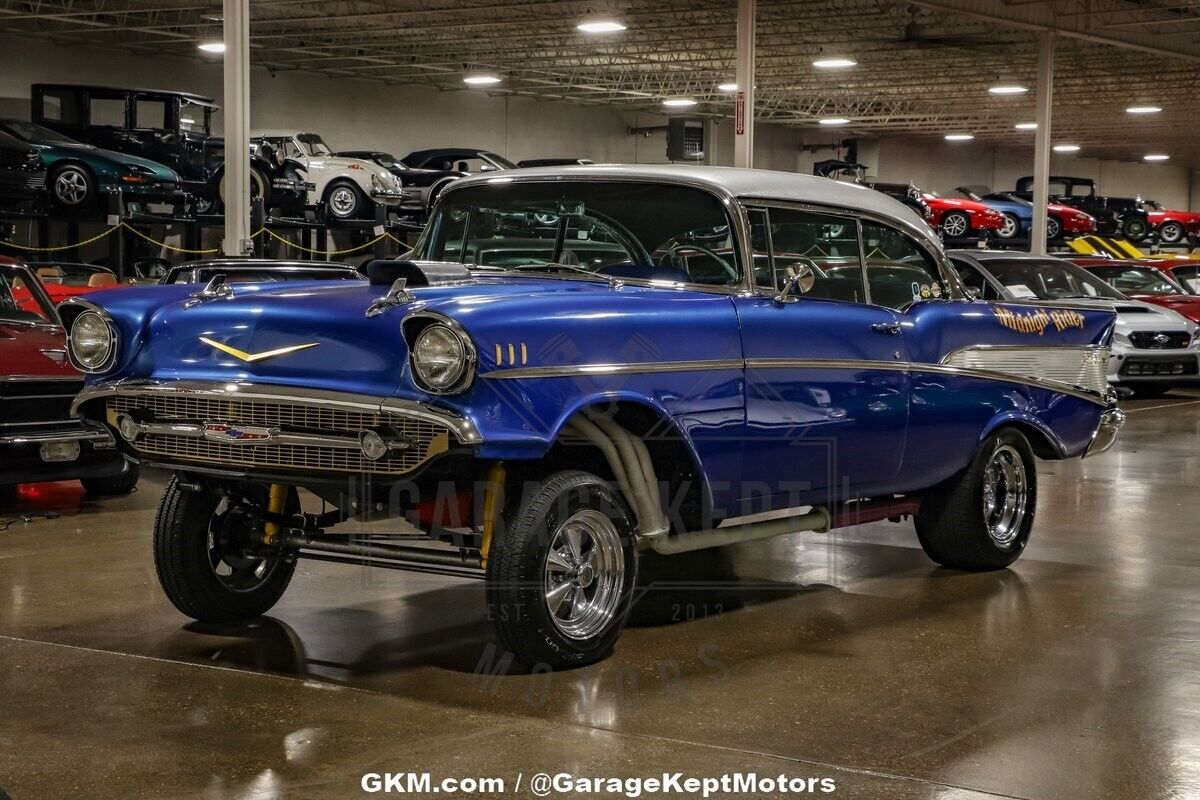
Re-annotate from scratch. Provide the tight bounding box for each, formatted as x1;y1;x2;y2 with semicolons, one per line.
297;133;332;157
178;100;213;135
1146;200;1165;211
415;181;740;287
481;152;517;169
982;258;1124;301
0;265;56;323
1;120;80;145
1085;265;1185;296
373;153;403;170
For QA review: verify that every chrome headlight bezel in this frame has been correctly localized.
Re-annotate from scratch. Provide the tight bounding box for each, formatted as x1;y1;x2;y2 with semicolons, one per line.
68;309;118;373
407;316;476;395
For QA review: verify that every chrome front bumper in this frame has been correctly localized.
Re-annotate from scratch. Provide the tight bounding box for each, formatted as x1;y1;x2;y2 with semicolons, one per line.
1083;407;1125;458
0;427;114;447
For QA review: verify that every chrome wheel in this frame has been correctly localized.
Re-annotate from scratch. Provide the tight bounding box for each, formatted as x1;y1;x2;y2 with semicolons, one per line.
328;185;360;218
53;166;91;206
942;212;969;238
982;443;1029;549
543;508;626;640
1045;216;1062;240
207;498;283;593
997;213;1019;239
1160;221;1185;244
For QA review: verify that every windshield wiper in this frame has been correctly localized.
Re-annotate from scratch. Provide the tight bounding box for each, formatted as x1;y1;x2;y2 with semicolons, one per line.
510;263;619;287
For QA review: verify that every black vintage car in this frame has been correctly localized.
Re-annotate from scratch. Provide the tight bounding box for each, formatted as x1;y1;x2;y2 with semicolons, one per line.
0;129;45;206
401;147;516;173
336;150;465;219
1013;175;1150;242
30;84;309;214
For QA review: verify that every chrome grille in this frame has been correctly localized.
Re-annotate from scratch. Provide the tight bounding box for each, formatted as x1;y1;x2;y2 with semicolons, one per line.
109;394;450;475
943;346;1110;396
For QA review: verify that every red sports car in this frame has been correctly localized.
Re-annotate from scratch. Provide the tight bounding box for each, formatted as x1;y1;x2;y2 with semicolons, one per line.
1144;200;1200;245
1070;257;1200;323
28;261;121;304
0;255;136;500
918;191;1005;239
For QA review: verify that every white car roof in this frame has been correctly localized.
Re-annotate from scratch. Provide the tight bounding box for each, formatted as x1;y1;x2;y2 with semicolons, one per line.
447;164;939;252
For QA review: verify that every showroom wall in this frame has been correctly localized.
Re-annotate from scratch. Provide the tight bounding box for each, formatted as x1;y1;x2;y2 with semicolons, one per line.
0;35;1191;209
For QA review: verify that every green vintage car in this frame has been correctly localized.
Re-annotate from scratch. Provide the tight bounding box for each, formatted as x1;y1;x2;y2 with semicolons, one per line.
0;119;182;209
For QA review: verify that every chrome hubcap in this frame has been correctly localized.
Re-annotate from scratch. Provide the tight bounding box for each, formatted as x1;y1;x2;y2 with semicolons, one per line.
982;443;1028;549
330;187;357;216
943;214;968;237
543;509;625;640
54;169;88;205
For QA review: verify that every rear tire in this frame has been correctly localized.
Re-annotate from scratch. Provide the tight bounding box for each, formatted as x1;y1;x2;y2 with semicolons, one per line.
997;213;1020;240
153;476;296;622
81;462;140;496
1159;221;1186;245
941;211;970;239
915;428;1037;571
1045;216;1062;240
1121;216;1149;242
485;469;637;669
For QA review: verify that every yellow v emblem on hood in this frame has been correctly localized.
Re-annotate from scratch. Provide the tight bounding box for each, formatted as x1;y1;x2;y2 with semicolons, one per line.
200;336;319;363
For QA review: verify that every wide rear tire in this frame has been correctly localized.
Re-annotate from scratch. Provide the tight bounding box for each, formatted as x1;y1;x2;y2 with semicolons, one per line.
915;428;1037;571
485;469;638;669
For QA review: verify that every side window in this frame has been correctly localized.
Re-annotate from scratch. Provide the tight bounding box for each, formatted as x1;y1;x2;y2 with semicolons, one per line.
951;260;994;299
747;208;773;289
763;207;865;303
860;220;945;309
89;95;126;127
38;89;83;124
1173;265;1200;293
134;98;168;130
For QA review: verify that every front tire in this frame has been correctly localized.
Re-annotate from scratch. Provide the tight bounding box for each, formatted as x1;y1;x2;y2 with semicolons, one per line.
485;469;638;669
996;213;1020;240
217;166;269;213
81;462;140;496
941;211;970;239
153;476;296;622
915;428;1037;571
1045;216;1062;241
1159;221;1186;244
50;164;96;208
325;181;366;220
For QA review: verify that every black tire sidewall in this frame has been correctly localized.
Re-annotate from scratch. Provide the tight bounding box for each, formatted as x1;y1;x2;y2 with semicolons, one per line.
486;471;638;668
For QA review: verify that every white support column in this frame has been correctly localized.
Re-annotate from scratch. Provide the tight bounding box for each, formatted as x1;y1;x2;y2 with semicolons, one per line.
1030;31;1054;255
221;0;252;256
733;0;755;168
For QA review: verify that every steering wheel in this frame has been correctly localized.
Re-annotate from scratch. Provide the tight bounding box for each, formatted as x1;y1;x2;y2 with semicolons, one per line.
656;242;738;283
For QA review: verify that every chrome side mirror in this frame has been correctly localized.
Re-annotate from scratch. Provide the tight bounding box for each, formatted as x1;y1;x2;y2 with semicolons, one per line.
774;263;818;304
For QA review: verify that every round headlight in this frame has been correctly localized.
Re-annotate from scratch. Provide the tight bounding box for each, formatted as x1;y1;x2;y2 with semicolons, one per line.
411;323;472;393
69;310;115;371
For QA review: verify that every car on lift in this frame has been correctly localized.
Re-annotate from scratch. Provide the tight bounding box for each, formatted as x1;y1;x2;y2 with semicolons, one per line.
950;249;1199;398
1012;176;1151;242
27;262;121;303
68;165;1121;668
252;132;405;221
0;119;182;210
867;181;1001;239
955;186;1096;241
401;147;517;173
30;84;310;215
335;150;465;220
158;258;364;285
0;129;46;207
1143;200;1200;246
0;255;136;503
1069;258;1200;323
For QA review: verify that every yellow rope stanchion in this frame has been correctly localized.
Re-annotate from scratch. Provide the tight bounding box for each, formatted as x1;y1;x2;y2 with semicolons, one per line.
120;223;221;255
258;227;393;256
0;225;119;252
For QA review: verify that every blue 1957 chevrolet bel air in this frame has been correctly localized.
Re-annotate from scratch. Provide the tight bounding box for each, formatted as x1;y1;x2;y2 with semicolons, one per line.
64;165;1123;668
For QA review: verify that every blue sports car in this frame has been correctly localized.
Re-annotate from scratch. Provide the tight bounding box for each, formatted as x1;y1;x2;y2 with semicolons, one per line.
957;185;1096;242
64;166;1122;668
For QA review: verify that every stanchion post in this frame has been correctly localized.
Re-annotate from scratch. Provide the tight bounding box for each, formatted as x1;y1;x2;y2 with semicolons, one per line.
107;190;125;280
250;196;265;257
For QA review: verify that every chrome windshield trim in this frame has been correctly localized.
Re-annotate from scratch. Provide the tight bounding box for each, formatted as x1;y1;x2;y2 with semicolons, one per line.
72;380;483;445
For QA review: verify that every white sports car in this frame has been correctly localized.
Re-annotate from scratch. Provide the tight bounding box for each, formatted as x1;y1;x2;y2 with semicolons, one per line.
251;130;405;219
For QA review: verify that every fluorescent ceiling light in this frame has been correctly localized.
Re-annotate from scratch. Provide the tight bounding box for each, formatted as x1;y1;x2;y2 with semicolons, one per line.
944;133;974;141
1053;144;1080;152
1144;154;1170;162
1014;122;1038;130
717;82;738;92
576;19;626;33
818;117;850;125
197;41;225;53
989;84;1027;95
662;97;697;107
813;58;856;69
463;74;502;86
1126;105;1162;114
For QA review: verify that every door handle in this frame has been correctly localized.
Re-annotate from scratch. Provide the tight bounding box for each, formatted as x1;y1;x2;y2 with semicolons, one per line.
870;322;903;335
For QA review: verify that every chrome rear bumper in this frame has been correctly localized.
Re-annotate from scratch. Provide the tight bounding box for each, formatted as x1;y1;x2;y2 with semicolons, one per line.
1083;407;1125;458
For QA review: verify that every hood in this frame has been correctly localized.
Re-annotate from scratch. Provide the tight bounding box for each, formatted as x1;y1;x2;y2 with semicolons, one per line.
1048;202;1091;219
48;142;180;180
0;321;75;378
1126;293;1200;324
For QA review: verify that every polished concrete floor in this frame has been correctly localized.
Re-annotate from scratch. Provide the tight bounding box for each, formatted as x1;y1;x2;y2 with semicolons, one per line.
1;393;1199;800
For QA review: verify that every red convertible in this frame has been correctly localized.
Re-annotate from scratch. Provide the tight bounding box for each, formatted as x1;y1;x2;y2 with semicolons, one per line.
1070;257;1200;323
1144;201;1200;245
0;255;137;502
29;261;121;304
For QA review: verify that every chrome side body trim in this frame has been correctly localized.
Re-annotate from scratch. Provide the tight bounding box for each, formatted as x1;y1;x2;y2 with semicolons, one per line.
72;380;483;445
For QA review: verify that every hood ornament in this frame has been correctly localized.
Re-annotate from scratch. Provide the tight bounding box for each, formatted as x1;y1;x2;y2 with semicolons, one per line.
365;277;414;318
